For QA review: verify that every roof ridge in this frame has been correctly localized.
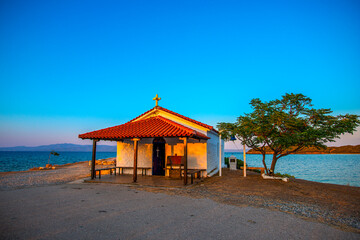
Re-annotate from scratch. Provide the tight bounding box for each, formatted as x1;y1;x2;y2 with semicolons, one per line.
155;115;197;135
128;106;218;133
157;106;217;132
127;107;156;123
154;116;209;139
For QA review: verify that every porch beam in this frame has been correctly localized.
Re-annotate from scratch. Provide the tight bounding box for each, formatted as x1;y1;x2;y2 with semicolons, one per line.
132;138;140;182
91;139;99;179
183;137;188;185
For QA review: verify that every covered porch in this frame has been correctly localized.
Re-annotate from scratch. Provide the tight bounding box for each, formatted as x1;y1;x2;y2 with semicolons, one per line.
79;115;210;185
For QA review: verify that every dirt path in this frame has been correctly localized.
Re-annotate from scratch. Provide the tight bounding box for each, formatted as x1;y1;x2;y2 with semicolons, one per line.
137;169;360;232
1;183;358;240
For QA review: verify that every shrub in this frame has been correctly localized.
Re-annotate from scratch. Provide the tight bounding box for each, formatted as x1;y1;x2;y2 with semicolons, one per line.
236;159;245;169
224;157;229;168
274;172;295;178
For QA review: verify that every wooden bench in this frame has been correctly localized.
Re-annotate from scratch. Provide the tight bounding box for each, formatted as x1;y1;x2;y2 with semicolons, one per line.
95;167;116;179
165;155;184;178
117;167;151;176
95;167;152;179
181;169;206;184
240;167;265;174
188;169;201;184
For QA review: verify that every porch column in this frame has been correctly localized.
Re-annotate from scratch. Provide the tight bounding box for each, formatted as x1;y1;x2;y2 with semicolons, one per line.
132;138;140;182
183;137;188;185
91;139;98;179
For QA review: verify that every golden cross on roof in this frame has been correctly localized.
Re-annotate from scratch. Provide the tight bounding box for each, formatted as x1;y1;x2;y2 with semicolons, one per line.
153;94;161;107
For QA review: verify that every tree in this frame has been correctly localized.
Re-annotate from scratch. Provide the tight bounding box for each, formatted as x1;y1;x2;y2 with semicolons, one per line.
218;93;360;174
218;115;271;174
48;151;60;165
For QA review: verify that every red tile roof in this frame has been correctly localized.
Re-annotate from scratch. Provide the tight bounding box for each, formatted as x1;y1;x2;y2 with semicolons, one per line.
129;106;218;133
79;116;210;140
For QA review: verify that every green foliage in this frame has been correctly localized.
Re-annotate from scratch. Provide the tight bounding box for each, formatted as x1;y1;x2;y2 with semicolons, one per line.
274;172;295;178
236;159;244;169
50;151;60;156
218;93;360;173
48;151;60;165
224;157;229;168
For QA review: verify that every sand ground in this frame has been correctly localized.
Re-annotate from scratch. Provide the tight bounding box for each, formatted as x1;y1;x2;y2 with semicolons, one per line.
146;169;360;231
1;183;359;240
0;163;359;239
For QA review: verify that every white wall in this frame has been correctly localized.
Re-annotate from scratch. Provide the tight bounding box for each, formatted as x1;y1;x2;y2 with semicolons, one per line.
187;138;207;169
206;130;224;176
164;138;207;169
116;139;153;175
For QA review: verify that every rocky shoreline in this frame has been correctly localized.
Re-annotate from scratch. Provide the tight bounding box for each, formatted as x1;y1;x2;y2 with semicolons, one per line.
0;158;116;190
0;161;90;190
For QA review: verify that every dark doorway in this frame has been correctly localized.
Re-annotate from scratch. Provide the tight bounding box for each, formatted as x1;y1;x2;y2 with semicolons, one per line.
152;138;166;176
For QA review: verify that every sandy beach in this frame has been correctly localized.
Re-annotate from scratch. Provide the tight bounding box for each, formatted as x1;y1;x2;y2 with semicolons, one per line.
0;162;359;239
0;161;90;190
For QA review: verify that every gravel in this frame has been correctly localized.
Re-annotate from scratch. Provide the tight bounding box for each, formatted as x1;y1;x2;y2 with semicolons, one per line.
1;162;359;233
0;162;90;190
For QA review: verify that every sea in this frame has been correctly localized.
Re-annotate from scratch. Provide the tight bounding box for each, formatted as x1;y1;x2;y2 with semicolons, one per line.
0;151;116;172
0;151;359;187
225;152;360;187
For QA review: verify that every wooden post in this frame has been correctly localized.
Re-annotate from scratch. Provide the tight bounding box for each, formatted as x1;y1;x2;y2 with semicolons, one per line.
91;139;98;179
243;143;246;177
132;138;140;182
183;137;188;185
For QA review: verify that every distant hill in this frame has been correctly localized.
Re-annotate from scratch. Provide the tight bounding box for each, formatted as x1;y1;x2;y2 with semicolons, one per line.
247;145;360;154
0;143;117;152
224;149;243;153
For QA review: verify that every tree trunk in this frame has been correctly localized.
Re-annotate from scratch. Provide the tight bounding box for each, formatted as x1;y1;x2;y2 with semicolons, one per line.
270;154;278;175
261;153;269;174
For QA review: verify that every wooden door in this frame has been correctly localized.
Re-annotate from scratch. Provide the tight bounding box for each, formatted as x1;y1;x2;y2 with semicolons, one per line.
152;138;166;176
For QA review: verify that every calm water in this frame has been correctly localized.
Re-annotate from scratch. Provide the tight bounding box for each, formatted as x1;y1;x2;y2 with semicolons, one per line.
1;151;359;187
0;151;116;172
225;152;360;187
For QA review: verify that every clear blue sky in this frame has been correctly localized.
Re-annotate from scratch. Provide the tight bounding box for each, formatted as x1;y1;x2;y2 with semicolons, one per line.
0;0;359;147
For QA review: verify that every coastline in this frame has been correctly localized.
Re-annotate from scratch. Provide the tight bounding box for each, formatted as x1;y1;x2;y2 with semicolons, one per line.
0;161;90;190
1;159;359;189
246;153;360;155
0;161;89;175
225;153;360;187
